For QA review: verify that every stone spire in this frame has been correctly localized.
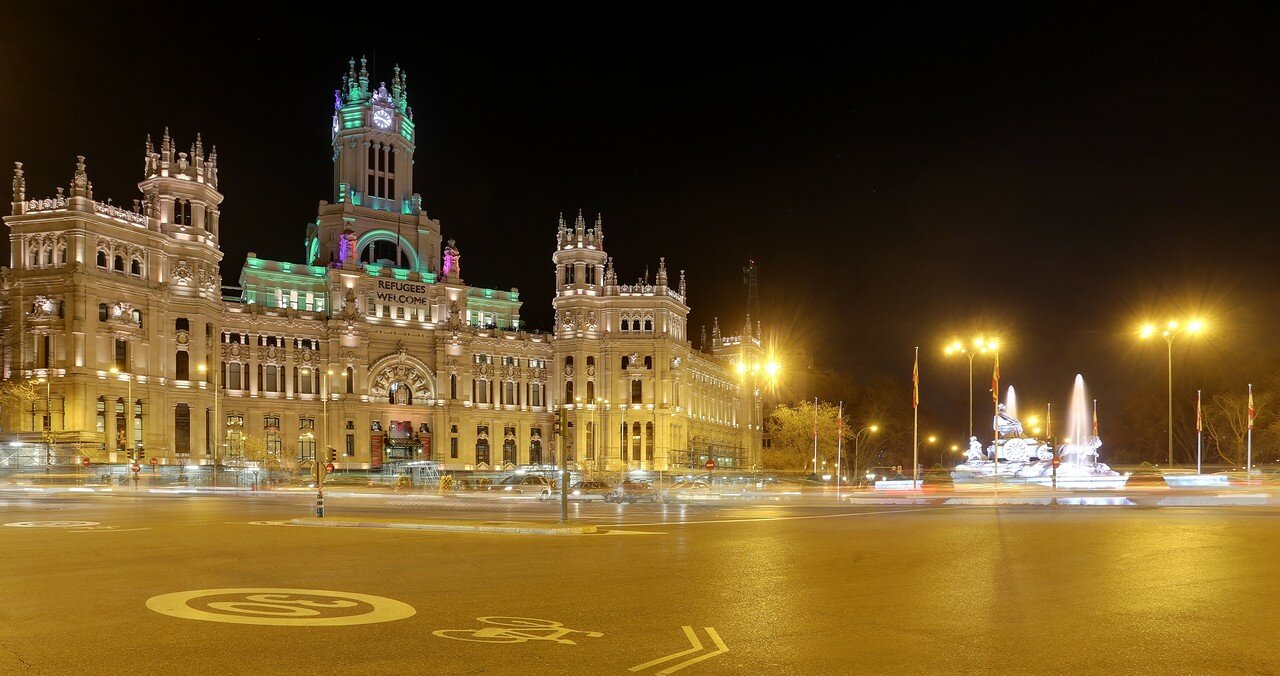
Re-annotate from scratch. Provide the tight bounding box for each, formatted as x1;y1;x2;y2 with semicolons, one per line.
594;212;604;247
11;162;25;204
605;257;616;286
656;257;668;286
391;64;404;101
208;146;219;189
701;324;708;351
161;127;173;164
712;316;721;342
679;269;686;297
574;208;585;236
358;55;370;93
194;133;204;169
70;155;92;199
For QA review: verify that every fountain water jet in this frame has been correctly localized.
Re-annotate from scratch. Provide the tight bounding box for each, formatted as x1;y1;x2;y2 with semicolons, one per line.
1005;386;1018;421
950;374;1128;489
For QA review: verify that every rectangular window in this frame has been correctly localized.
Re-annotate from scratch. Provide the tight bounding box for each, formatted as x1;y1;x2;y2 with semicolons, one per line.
631;379;643;404
227;363;242;391
346;433;355;456
266;433;281;455
264;366;278;392
450;436;458;459
114;339;128;370
503;382;515;405
300;418;315;430
531;383;543;407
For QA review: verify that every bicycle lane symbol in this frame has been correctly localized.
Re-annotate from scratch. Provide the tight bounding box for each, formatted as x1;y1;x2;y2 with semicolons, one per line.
433;617;603;645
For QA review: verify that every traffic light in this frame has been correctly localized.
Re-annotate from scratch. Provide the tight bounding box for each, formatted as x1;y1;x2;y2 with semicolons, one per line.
327;448;337;463
138;449;145;461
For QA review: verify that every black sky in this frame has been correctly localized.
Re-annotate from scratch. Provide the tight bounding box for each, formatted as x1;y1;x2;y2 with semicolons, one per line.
3;3;1279;437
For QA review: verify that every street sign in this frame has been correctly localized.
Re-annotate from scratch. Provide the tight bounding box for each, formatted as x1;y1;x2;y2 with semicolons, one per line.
150;457;159;466
325;462;335;473
130;464;141;473
1051;457;1061;468
81;457;90;468
705;459;716;471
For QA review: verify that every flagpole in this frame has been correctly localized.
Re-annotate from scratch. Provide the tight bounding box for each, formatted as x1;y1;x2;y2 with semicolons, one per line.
811;396;818;476
1195;389;1202;475
912;347;919;488
992;347;1000;489
1246;384;1254;483
836;401;844;499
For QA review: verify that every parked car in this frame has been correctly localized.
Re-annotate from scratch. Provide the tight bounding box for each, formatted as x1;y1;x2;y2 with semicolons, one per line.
610;480;659;503
569;480;614;501
662;480;720;503
490;473;555;500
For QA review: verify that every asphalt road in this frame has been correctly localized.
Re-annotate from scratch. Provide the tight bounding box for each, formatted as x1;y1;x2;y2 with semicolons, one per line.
1;492;1276;674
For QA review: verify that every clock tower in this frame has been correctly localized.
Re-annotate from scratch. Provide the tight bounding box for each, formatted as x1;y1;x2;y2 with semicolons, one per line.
313;57;441;276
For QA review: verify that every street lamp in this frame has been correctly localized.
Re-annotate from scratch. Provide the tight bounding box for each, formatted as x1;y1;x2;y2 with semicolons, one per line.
850;424;878;489
108;366;134;460
1140;319;1206;467
945;336;996;440
197;361;219;486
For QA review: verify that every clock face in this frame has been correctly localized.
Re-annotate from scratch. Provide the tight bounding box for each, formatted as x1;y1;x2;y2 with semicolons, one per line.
372;109;393;129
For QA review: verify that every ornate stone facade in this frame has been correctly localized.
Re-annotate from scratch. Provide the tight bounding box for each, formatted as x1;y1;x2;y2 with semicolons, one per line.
0;59;760;472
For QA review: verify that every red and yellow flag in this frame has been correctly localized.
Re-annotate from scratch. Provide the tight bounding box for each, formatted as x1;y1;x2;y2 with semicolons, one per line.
1092;399;1099;437
1247;384;1255;430
912;347;919;409
1195;390;1202;433
991;352;1000;403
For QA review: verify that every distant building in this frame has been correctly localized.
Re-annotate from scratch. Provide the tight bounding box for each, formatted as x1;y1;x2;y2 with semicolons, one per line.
0;58;760;472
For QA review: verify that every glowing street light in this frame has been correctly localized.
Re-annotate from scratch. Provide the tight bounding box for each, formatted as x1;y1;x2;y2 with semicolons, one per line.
944;335;998;439
1139;318;1208;466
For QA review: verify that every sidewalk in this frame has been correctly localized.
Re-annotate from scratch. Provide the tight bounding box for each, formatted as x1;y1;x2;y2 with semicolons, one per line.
289;516;597;535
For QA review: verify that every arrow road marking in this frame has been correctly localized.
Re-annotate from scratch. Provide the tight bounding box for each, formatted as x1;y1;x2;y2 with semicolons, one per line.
629;626;728;674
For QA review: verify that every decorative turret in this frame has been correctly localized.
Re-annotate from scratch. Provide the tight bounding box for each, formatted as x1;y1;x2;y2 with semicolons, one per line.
138;129;223;236
555;208;605;250
679;269;686;297
712;316;721;342
605;257;616;286
69;155;93;200
656;257;668;286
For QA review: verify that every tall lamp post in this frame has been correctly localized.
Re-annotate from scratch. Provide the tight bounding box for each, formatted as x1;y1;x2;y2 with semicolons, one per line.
197;361;220;487
850;423;878;489
1140;319;1205;467
945;336;995;440
108;366;134;460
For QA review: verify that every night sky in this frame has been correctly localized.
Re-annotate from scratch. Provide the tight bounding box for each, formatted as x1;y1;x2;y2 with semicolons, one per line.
4;4;1279;445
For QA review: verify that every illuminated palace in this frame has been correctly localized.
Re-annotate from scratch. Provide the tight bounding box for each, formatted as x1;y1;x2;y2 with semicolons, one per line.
0;58;763;472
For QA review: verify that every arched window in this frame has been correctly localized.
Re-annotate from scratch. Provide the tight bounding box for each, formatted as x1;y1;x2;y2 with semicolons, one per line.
620;319;630;332
43;249;53;266
345;367;355;394
98;304;108;321
644;319;653;332
358;239;411;268
564;380;574;403
130;259;141;276
113;255;125;272
449;373;458;399
644;356;653;370
131;309;142;328
96;250;107;268
57;248;66;265
175;351;190;380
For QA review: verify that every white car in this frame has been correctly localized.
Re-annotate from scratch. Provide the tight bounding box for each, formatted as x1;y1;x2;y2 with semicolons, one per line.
661;480;721;503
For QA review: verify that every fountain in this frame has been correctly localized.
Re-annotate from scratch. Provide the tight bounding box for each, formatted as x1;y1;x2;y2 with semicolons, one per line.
951;375;1129;489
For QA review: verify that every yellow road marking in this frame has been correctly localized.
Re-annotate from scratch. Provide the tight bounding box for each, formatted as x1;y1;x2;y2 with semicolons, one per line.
629;626;729;674
146;588;416;626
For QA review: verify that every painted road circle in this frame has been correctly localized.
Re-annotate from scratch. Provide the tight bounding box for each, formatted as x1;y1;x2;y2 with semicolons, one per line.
5;520;100;528
146;588;416;626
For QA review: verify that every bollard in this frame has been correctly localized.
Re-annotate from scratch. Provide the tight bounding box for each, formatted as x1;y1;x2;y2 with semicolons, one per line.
315;490;324;518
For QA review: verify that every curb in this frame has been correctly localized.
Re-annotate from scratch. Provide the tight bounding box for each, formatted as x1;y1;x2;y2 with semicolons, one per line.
289;518;597;535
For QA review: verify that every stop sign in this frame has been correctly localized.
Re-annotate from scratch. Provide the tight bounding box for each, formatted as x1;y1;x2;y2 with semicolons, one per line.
81;457;90;468
325;462;335;473
705;459;716;471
